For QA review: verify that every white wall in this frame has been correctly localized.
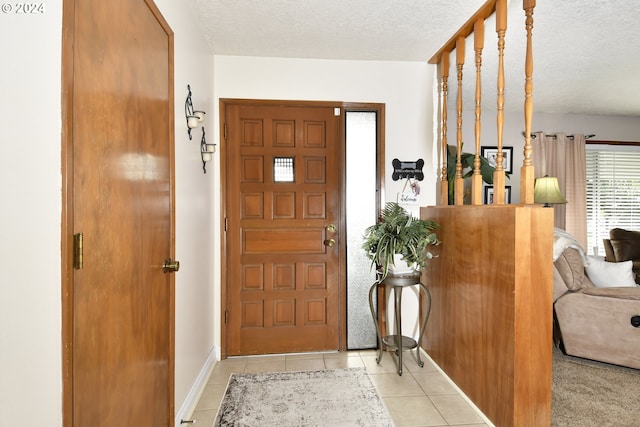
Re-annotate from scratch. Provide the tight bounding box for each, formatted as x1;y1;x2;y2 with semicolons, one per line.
530;112;640;142
0;4;64;426
153;0;217;422
213;57;438;209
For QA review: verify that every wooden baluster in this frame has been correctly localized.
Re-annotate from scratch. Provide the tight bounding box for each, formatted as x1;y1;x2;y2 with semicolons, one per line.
493;0;507;204
439;54;450;206
455;37;465;205
521;0;536;204
472;18;484;205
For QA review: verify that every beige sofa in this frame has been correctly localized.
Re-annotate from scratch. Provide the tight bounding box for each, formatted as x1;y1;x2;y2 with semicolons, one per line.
553;247;640;369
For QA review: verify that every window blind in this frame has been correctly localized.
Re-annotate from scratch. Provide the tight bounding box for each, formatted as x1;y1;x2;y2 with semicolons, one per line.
586;148;640;256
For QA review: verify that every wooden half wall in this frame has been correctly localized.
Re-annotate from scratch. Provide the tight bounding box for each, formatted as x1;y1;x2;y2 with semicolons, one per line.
420;204;553;427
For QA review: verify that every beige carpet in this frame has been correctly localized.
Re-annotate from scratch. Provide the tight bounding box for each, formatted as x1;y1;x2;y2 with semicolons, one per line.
552;347;640;427
214;368;393;426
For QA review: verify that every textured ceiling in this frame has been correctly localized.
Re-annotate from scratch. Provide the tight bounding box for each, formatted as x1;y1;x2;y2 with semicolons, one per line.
187;0;640;117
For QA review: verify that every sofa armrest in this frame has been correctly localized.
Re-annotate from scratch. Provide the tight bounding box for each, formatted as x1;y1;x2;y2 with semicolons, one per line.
554;247;587;292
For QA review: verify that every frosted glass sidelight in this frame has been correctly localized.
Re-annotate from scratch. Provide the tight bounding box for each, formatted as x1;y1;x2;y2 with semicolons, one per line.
346;111;378;349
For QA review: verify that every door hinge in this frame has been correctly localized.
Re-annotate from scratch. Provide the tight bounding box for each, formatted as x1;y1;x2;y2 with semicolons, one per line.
224;123;228;141
225;309;229;324
73;232;84;270
225;217;228;231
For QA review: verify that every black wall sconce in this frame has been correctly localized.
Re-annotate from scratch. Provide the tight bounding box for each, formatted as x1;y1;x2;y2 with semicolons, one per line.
185;84;205;140
185;84;214;173
200;127;216;174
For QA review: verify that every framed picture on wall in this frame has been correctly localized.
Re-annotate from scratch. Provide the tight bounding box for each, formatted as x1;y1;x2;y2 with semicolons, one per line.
484;185;512;204
481;146;513;173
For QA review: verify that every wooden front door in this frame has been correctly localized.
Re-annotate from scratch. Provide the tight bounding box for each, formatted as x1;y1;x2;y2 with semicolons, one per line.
62;0;175;425
224;101;344;355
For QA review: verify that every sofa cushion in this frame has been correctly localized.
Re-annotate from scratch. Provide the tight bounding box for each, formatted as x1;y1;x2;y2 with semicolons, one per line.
585;256;637;288
603;239;616;262
609;227;640;241
610;239;640;262
582;286;640;300
554;248;586;291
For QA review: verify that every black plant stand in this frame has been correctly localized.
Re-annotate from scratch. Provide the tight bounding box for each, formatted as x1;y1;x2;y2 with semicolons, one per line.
368;271;432;376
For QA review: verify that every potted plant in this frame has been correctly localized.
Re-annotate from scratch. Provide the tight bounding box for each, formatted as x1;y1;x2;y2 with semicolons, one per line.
446;144;507;204
362;202;440;280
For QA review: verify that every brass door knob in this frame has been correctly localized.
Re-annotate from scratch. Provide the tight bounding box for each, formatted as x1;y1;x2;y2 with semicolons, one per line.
163;258;180;273
323;238;336;247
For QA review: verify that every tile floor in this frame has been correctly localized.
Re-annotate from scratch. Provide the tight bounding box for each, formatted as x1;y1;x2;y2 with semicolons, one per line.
187;349;492;427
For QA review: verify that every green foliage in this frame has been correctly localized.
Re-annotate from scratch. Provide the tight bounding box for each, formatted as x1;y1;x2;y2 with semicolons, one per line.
446;145;508;204
361;202;440;279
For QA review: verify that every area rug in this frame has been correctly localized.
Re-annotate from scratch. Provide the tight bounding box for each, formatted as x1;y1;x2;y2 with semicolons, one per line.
213;368;393;426
552;347;640;427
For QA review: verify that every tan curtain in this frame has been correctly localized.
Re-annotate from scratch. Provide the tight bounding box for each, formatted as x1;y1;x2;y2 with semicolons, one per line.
532;132;587;247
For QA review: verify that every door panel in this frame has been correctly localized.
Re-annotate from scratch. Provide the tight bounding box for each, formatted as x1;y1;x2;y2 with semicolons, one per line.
243;229;325;253
225;102;343;355
63;0;174;425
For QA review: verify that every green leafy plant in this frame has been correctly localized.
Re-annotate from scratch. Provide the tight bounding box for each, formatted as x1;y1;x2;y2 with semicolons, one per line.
446;144;508;204
362;202;440;279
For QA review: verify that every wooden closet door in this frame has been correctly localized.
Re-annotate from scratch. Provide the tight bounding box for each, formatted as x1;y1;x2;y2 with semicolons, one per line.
63;0;175;425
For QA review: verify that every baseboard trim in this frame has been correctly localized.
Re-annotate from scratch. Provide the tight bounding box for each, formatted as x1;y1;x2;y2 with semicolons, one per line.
419;347;495;427
174;347;218;427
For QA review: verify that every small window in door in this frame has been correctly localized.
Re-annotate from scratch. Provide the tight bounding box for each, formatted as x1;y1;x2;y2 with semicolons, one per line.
274;157;295;182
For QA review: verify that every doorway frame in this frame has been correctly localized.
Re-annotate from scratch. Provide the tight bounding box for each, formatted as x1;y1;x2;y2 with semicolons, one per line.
218;99;385;358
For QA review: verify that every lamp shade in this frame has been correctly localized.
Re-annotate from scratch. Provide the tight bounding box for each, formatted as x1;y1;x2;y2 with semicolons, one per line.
534;176;567;207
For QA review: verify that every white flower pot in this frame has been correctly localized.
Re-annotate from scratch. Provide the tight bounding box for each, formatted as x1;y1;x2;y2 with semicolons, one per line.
388;254;418;275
